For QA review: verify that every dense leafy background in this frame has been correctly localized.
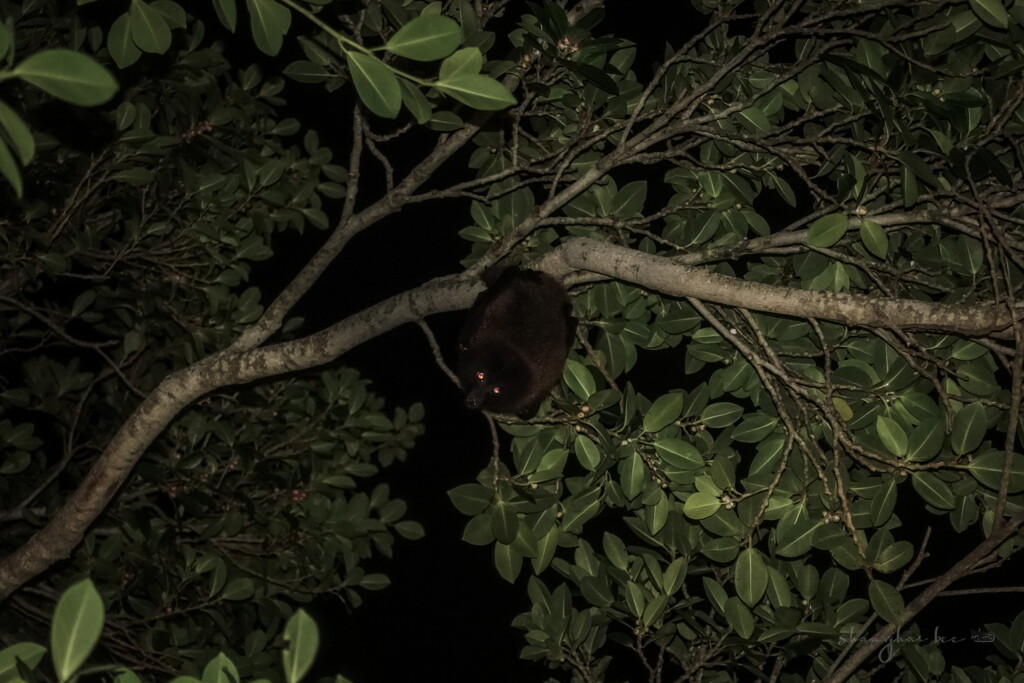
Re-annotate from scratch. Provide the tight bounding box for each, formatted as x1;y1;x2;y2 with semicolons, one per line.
1;1;1024;682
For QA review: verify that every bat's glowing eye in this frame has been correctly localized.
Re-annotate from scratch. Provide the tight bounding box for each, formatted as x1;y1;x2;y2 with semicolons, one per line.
492;386;501;395
475;371;485;381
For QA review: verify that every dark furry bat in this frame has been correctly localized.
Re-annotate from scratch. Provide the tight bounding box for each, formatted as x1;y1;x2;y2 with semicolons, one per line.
457;267;575;418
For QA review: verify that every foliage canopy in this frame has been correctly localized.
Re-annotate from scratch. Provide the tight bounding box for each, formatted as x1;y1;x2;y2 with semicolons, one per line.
1;0;1024;682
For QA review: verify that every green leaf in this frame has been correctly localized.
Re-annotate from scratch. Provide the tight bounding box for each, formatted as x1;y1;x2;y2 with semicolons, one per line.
439;47;483;81
735;547;768;607
653;438;704;470
434;74;516;110
575;435;601;470
0;643;47;680
245;0;291;56
563;359;595;400
129;0;172;53
0;99;35;165
385;15;461;61
108;13;142;68
611;180;647;217
346;51;402;118
221;577;254;600
868;580;905;626
951;402;987;455
969;0;1009;28
874;541;913;573
13;50;118;106
448;483;491;515
911;471;955;509
859;219;888;259
683;491;720;520
967;450;1024;493
283;60;329;83
490;500;519;543
213;0;238;32
561;487;603;533
806;214;849;247
0;136;22;197
906;418;944;462
643;392;684;433
701;402;743;428
875;415;908;457
399;80;432;123
51;579;105;683
201;653;238;683
0;20;9;60
732;413;778;443
618;450;645;500
870;476;897;526
724;597;755;638
494;542;522;582
602;532;626;573
282;610;319;683
897;150;940;188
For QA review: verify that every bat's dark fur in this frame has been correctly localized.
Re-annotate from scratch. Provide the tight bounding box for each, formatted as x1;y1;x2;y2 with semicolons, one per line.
457;267;574;418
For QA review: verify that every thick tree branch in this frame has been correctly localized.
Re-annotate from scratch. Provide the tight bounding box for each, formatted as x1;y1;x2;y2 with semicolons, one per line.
0;275;480;601
543;238;1014;337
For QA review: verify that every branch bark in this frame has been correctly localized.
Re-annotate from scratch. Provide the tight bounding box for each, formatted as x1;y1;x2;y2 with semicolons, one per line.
544;237;1014;337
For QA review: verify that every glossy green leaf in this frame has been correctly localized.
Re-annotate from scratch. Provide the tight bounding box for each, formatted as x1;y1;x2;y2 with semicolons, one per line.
644;392;684;432
969;0;1009;28
346;51;401;118
563;358;595;400
724;597;755;638
618;450;645;500
490;500;519;543
201;653;238;683
213;0;237;31
868;580;905;626
859;219;888;259
434;74;516;110
735;547;768;607
245;0;291;56
683;491;720;520
732;413;778;443
0;99;34;165
494;542;522;582
282;610;319;683
951;402;987;455
0;136;22;197
806;214;849;247
130;0;172;53
13;50;118;106
911;471;955;509
439;47;483;80
0;643;47;680
385;15;461;61
51;579;104;683
654;438;704;470
876;415;908;457
906;418;944;462
701;402;743;428
108;13;142;68
967;450;1024;493
448;483;491;515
